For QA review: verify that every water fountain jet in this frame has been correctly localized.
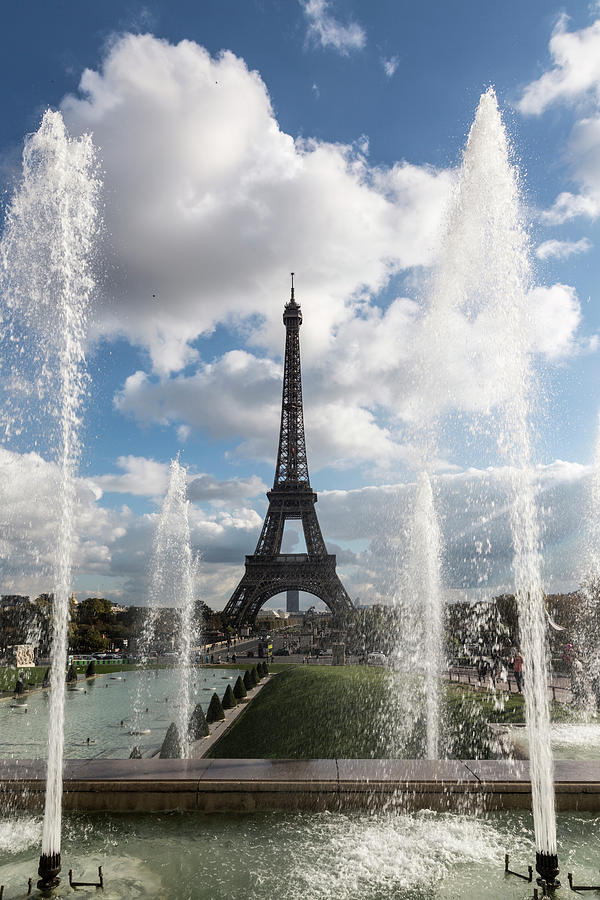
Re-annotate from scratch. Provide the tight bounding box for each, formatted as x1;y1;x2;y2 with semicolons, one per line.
0;109;100;888
427;87;558;882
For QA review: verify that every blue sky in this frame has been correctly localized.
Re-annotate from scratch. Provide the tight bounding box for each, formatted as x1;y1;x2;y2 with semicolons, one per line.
1;0;600;608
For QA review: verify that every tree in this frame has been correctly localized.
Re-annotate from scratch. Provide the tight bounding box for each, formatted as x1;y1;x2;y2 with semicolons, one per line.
206;692;225;723
188;704;210;739
159;722;183;758
243;669;254;692
222;684;236;709
78;597;114;626
233;675;247;700
77;626;108;653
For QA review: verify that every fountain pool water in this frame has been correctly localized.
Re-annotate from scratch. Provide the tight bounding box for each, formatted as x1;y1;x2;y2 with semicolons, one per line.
0;668;240;760
509;721;600;762
1;809;599;899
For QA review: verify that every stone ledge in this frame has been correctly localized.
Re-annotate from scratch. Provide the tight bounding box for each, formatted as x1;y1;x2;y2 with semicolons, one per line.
2;759;600;813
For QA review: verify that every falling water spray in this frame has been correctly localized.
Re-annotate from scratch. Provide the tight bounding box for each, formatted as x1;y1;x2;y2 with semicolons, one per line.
428;88;557;882
575;411;600;716
0;111;100;887
408;472;444;759
137;458;196;757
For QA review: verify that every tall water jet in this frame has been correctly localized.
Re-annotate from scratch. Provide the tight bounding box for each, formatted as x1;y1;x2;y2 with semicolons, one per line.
575;411;600;716
0;111;100;886
428;87;557;884
134;457;196;757
407;472;444;759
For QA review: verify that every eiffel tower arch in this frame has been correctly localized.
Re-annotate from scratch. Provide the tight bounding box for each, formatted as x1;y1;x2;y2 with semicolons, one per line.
223;276;354;627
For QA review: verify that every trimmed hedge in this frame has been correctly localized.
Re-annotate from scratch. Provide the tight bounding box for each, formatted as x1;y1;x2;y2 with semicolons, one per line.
250;666;260;685
206;692;225;723
159;722;182;758
243;669;254;692
188;703;210;739
222;684;236;709
233;675;247;700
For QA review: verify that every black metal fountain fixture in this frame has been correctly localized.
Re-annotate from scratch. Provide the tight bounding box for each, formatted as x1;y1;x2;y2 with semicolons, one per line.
567;871;600;892
38;851;61;891
3;862;103;896
505;853;562;896
505;853;533;883
69;865;104;889
536;851;560;891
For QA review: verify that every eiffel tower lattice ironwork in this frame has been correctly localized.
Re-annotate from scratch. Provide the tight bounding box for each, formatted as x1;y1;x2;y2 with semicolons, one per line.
223;276;354;626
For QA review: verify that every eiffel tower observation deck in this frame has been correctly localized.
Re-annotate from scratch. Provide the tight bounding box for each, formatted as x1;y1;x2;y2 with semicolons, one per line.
223;276;354;627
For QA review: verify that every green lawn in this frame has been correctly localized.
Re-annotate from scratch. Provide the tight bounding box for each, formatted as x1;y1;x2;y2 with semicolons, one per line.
0;666;48;692
208;666;390;759
207;667;575;760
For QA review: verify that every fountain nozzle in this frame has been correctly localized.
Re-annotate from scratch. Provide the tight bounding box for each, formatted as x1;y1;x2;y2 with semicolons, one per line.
535;851;560;890
37;852;61;890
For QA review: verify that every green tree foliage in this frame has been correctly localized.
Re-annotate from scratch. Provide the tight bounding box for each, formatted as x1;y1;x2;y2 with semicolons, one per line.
250;665;260;686
78;597;114;625
206;692;225;723
77;626;108;653
253;665;262;682
222;684;236;709
243;669;254;692
159;722;183;758
233;675;247;700
188;703;210;739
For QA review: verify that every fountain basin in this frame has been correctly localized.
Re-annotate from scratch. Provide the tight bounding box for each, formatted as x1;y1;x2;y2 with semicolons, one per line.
2;808;600;899
1;758;600;814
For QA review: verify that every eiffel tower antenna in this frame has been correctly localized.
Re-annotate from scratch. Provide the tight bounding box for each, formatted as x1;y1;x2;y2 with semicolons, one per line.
223;277;354;626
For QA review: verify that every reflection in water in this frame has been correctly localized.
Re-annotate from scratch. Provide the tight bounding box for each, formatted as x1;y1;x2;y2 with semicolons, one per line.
0;668;239;759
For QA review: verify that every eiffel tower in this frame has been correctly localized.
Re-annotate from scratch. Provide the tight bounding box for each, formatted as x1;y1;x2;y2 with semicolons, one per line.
223;276;354;626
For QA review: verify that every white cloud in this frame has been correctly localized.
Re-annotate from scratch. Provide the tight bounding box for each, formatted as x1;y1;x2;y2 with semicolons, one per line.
113;275;591;472
300;0;366;55
527;283;598;359
0;445;593;608
540;190;600;224
91;455;170;497
187;473;267;506
0;448;129;596
535;237;592;259
520;18;600;222
518;16;600;115
317;460;593;603
382;55;399;78
61;33;450;375
114;347;413;472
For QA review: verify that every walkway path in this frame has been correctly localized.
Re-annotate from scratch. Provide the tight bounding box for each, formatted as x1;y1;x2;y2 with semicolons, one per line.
447;665;573;703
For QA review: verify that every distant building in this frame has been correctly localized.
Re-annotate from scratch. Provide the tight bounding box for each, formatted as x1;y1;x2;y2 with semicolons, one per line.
286;589;299;613
110;604;128;615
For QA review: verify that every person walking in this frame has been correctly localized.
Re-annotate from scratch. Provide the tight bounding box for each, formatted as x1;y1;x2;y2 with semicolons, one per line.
513;651;524;693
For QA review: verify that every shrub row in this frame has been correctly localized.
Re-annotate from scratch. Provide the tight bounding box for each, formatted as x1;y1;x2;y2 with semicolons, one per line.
157;663;270;758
